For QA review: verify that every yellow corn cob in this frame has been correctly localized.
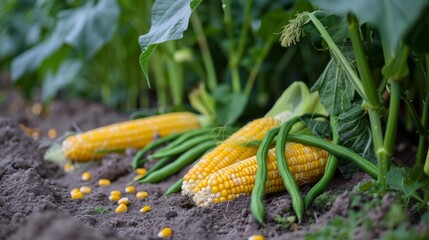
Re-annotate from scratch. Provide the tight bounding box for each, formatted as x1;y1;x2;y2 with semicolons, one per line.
182;117;281;196
62;112;200;161
193;142;329;206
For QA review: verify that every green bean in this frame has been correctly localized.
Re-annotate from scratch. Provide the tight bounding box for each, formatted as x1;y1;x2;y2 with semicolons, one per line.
140;140;216;183
164;127;214;150
132;132;182;169
304;117;339;210
139;156;175;181
276;116;304;221
285;134;378;178
251;127;280;225
151;135;215;159
164;178;183;196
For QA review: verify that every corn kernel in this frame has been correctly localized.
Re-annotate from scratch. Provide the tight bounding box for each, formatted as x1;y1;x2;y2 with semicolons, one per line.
64;163;75;172
110;190;121;196
139;205;152;213
115;204;128;213
135;168;147;176
136;191;149;200
109;194;120;201
48;128;57;139
118;197;130;205
125;186;135;193
80;186;92;194
248;235;264;240
134;175;144;181
71;191;84;200
158;227;172;238
98;179;111;186
81;172;91;181
70;188;80;196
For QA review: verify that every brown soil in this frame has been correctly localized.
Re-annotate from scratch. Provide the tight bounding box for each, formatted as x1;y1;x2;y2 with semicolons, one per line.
0;82;425;240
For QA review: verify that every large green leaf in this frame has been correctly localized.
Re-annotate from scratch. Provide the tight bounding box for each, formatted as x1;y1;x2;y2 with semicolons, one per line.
311;57;355;116
336;103;376;178
212;85;248;125
56;0;120;59
302;10;349;44
311;0;429;52
138;0;201;84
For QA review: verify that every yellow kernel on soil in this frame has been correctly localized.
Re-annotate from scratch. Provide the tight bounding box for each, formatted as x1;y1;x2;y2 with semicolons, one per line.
31;103;42;116
70;188;80;196
110;190;121;196
157;227;173;238
109;195;120;201
133;175;144;181
135;168;147;176
64;163;75;172
248;235;264;240
139;205;152;213
118;197;130;205
48;128;57;139
81;172;91;181
115;204;128;213
98;179;111;186
79;186;92;194
71;191;84;200
136;191;149;199
125;186;135;193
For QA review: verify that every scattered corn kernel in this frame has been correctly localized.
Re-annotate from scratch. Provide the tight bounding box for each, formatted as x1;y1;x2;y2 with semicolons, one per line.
248;235;264;240
139;205;152;213
48;128;57;139
64;163;75;172
115;204;128;213
70;188;80;196
98;179;111;186
134;175;144;181
125;186;135;193
31;103;42;116
71;191;84;200
79;186;92;194
110;190;121;196
157;227;173;238
109;194;121;201
136;191;149;200
135;168;147;176
118;197;130;205
81;172;91;181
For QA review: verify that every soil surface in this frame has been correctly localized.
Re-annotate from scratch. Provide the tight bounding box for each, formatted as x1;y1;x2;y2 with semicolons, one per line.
0;79;426;240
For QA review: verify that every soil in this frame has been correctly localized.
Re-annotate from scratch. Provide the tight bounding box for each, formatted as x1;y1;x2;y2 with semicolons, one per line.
0;78;427;240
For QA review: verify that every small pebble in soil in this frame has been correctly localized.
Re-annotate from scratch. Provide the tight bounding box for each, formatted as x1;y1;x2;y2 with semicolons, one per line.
165;211;178;220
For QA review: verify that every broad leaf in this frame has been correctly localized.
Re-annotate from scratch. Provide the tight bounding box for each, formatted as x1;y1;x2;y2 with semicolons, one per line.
311;57;355;116
300;116;331;139
311;0;429;52
405;8;429;54
303;10;349;44
42;59;83;100
56;0;120;59
212;85;248;125
336;103;376;178
138;0;201;85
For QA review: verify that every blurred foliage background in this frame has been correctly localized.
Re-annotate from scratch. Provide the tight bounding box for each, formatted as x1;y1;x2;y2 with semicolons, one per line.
0;0;329;120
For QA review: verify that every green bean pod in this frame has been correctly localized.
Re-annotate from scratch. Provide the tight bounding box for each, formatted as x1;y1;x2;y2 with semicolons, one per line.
140;140;216;183
304;117;339;210
163;128;214;150
151;135;215;159
132;132;182;169
251;127;280;225
140;156;175;181
276;116;304;221
164;178;184;196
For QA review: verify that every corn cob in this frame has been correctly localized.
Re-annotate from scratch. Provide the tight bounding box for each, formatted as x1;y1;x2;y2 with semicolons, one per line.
193;142;329;206
62;112;200;161
182;117;282;196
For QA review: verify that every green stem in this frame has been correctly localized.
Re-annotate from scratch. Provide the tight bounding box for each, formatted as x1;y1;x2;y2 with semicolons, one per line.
165;42;183;107
190;13;218;92
244;35;276;96
151;52;168;112
417;55;429;166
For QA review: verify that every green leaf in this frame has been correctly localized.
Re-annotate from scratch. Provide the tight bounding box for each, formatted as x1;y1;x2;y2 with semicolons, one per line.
11;36;62;80
56;0;120;59
405;8;429;54
139;44;158;88
311;0;429;52
303;10;349;44
300;116;331;139
382;45;410;80
336;103;376;178
212;85;248;125
42;59;83;101
311;57;355;116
